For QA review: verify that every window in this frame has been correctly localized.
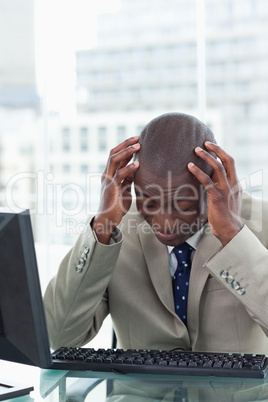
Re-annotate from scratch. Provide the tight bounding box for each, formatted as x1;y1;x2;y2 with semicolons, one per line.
136;125;144;135
63;164;71;173
62;127;70;152
1;1;268;332
98;127;107;151
98;164;106;173
117;126;126;143
80;127;88;152
80;164;88;173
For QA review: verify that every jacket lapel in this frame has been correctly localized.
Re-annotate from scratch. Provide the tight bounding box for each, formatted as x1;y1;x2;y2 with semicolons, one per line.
137;220;222;349
187;223;222;348
137;220;191;348
137;220;176;315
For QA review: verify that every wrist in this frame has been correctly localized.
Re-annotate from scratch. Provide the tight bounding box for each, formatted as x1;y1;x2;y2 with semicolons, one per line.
92;216;117;245
218;224;243;247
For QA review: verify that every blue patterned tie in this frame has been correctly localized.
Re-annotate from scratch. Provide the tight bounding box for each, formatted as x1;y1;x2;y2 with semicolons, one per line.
172;243;193;325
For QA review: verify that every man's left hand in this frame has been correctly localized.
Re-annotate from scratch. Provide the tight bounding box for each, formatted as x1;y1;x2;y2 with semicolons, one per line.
188;142;243;246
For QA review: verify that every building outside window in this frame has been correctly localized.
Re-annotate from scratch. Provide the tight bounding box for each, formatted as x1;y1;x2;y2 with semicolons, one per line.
62;127;70;152
117;125;126;143
98;126;107;152
80;127;88;152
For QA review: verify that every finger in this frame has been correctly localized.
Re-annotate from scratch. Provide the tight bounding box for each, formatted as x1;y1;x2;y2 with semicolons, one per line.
204;142;237;184
106;143;141;178
195;146;224;172
114;160;140;185
194;146;228;187
187;162;218;195
110;136;140;157
121;174;134;196
117;154;134;171
103;135;139;175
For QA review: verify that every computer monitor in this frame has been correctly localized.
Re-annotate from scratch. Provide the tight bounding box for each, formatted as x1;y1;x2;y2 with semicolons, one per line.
0;208;52;368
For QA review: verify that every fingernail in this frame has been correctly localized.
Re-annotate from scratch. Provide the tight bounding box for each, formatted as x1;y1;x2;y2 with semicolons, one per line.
195;146;202;152
188;162;194;168
133;143;140;149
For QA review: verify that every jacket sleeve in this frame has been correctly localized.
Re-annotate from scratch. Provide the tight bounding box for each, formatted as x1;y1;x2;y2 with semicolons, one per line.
205;224;268;336
43;219;123;350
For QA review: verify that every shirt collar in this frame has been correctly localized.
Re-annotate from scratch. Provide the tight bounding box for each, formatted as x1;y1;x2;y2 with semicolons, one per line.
167;226;204;254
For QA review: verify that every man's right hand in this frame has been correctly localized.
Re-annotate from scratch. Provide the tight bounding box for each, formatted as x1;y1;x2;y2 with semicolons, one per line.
93;136;140;244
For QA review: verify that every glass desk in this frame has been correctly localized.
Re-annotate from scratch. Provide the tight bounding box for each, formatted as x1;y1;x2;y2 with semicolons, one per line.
1;359;268;401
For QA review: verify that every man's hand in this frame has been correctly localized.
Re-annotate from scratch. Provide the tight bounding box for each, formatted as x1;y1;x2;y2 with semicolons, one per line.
93;136;140;244
188;142;243;246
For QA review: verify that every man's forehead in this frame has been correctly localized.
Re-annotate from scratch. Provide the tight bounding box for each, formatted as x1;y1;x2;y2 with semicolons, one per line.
134;170;202;198
135;167;198;186
135;184;200;198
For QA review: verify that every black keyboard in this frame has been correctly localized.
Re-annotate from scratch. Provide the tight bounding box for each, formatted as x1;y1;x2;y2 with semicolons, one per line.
51;347;268;378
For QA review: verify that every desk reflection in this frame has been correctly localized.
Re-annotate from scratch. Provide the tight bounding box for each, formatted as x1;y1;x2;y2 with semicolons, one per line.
105;377;268;402
40;370;268;402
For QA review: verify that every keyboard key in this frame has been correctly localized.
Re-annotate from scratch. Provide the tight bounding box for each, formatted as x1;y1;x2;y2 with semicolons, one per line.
223;362;233;369
188;361;198;367
203;361;213;368
159;360;168;366
144;358;154;365
125;358;134;364
85;357;95;363
115;358;124;364
134;358;144;364
104;358;114;364
233;362;243;369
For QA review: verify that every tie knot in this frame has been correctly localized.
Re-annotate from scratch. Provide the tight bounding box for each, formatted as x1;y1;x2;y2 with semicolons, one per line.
173;243;193;267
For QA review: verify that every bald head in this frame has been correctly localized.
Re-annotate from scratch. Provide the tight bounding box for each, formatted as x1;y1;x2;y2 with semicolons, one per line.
135;112;216;177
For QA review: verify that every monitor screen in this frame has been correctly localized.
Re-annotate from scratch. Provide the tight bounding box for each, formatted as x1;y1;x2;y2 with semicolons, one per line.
0;208;52;368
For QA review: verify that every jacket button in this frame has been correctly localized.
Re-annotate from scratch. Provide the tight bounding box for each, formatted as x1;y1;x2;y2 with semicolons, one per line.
84;246;90;254
231;280;240;290
237;288;246;296
76;265;83;273
226;275;234;284
220;270;228;279
78;258;85;266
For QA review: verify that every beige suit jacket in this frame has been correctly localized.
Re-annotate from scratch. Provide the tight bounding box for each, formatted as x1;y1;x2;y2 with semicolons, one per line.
44;193;268;353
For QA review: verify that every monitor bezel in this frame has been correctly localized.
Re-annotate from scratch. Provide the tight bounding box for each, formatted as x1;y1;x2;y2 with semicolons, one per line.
0;208;52;368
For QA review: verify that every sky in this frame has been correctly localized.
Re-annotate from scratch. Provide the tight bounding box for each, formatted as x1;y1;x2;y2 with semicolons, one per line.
35;0;121;114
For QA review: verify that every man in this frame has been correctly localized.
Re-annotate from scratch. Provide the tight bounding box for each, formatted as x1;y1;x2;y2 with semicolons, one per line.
44;112;268;353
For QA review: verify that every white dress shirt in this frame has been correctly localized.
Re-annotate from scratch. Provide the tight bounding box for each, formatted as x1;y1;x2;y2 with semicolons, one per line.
105;221;206;277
